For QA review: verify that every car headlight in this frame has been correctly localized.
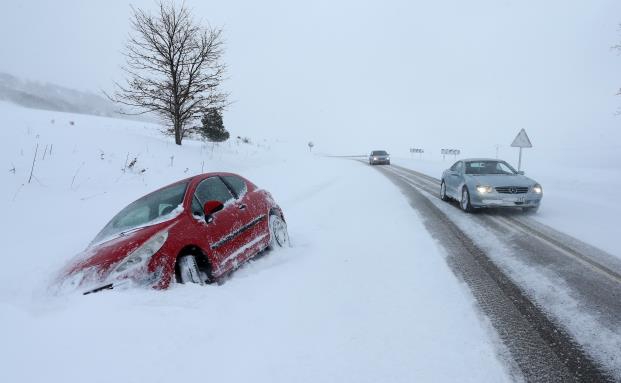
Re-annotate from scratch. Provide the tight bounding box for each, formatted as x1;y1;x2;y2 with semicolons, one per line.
532;184;542;194
476;185;493;193
112;231;168;275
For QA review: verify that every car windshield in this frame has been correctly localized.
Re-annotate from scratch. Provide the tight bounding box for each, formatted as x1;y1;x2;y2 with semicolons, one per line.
92;182;188;244
372;151;388;155
465;161;517;175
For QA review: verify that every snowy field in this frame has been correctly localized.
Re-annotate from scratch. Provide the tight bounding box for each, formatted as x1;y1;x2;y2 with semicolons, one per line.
392;155;621;259
0;102;513;382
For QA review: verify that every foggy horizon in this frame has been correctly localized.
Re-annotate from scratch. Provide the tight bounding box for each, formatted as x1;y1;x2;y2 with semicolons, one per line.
2;0;620;158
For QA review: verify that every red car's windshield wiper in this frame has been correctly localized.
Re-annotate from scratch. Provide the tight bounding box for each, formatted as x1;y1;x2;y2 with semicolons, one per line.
118;227;143;237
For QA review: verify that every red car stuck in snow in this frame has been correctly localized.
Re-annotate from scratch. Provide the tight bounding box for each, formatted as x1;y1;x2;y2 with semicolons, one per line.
59;173;289;294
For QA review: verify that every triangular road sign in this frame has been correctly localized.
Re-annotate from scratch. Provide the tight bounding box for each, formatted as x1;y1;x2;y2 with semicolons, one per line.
511;129;532;148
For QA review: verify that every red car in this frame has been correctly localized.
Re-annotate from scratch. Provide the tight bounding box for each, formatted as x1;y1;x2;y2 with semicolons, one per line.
59;172;289;294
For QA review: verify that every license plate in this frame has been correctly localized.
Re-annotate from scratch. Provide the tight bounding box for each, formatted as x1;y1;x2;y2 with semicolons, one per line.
504;196;526;203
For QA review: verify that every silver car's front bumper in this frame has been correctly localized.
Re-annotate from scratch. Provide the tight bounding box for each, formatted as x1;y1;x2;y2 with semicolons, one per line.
471;192;542;208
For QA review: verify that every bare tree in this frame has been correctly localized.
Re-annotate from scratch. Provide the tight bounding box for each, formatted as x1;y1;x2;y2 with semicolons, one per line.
109;2;227;145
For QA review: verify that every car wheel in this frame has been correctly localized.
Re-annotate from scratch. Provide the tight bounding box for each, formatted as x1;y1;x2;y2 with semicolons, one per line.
440;181;449;201
523;206;539;214
177;255;205;285
269;213;290;249
461;187;474;213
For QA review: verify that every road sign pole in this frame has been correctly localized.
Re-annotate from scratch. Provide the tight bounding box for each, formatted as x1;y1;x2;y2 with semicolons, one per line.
511;129;532;172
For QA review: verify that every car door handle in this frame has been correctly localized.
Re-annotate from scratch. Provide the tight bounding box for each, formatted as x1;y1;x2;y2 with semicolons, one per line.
237;204;246;210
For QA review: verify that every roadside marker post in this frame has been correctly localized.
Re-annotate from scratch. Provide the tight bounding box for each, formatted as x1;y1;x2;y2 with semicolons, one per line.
410;148;424;159
510;129;532;171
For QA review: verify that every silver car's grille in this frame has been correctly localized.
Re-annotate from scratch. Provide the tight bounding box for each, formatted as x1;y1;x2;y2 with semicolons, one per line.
495;186;529;194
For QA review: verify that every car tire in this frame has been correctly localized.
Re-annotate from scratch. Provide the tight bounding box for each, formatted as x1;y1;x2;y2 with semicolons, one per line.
177;255;205;285
269;213;290;249
461;187;474;213
440;181;449;201
523;206;539;214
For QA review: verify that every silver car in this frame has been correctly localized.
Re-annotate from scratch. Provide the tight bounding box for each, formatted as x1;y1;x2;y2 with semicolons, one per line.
440;158;542;213
369;150;390;165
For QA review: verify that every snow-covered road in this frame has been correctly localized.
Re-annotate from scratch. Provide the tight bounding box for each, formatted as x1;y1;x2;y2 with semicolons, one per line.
392;156;621;260
375;162;621;381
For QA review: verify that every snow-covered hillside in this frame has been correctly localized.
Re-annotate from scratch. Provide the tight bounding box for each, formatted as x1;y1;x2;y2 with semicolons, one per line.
0;72;149;120
0;102;513;382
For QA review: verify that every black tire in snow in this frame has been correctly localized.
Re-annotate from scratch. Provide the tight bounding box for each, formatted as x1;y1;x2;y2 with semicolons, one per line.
177;255;205;285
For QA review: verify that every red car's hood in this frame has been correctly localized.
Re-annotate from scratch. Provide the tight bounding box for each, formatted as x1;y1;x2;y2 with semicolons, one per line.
62;221;171;280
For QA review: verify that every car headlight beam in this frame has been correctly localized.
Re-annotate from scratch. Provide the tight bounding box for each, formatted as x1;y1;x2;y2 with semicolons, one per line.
532;184;542;194
476;185;493;194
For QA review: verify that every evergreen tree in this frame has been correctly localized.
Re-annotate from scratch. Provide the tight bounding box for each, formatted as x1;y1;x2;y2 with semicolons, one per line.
200;108;230;142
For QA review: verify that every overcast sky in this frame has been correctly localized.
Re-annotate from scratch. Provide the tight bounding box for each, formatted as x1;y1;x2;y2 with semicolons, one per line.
1;0;620;160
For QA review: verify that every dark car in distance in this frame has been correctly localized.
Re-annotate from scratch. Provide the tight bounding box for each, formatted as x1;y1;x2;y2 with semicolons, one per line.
369;150;390;165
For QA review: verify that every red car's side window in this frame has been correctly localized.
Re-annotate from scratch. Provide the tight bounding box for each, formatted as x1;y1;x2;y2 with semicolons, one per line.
191;196;203;216
221;175;248;199
195;177;234;205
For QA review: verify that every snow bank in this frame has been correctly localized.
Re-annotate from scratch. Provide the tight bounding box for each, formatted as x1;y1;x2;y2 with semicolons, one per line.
0;102;510;382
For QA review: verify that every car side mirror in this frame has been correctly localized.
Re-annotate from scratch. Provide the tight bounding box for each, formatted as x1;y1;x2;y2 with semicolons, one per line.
518;171;525;175
203;200;224;222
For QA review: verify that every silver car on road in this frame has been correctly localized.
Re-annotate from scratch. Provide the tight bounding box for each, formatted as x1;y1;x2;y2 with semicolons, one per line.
440;158;543;213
